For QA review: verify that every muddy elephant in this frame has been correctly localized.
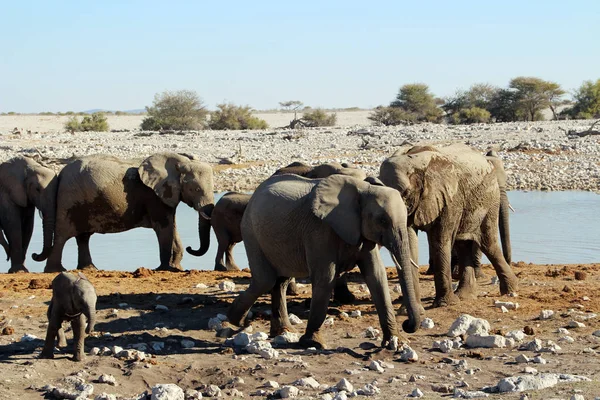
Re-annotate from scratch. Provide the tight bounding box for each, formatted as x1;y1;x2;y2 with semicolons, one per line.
0;156;58;273
274;161;367;180
379;144;518;308
40;272;97;361
38;153;214;272
227;174;422;349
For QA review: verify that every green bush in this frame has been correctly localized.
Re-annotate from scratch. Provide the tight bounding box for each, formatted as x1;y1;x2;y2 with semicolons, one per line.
64;112;109;132
209;103;269;130
140;116;164;131
390;83;443;122
143;90;208;131
301;108;337;127
368;106;417;126
453;107;491;124
563;79;600;119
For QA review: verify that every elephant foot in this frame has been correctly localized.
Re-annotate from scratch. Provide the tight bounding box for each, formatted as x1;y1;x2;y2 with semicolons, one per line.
299;331;326;349
432;293;460;308
226;263;241;271
214;264;228;272
71;354;83;362
77;263;98;271
269;323;295;338
8;265;29;273
286;280;298;296
499;277;519;296
44;265;67;273
398;302;426;316
155;264;184;272
333;285;356;305
454;286;477;301
474;268;488;280
39;350;54;359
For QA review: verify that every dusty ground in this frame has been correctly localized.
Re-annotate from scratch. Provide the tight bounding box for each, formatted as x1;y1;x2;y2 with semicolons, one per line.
1;263;600;399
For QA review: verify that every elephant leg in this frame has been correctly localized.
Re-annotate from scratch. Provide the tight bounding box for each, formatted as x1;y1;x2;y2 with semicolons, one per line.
454;241;478;300
300;260;336;350
357;250;398;349
429;231;459;308
44;234;68;273
21;206;35;259
5;209;28;273
153;215;181;272
57;326;67;347
70;314;86;362
332;273;356;304
170;220;184;269
227;243;277;326
214;233;229;271
225;243;240;271
75;233;97;270
286;278;298;296
270;277;294;337
40;303;60;359
472;245;487;280
480;241;518;295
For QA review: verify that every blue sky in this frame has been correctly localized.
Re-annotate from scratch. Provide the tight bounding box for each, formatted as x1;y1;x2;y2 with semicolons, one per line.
1;0;598;112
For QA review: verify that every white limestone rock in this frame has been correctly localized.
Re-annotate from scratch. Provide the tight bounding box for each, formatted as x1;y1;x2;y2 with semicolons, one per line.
151;384;184;400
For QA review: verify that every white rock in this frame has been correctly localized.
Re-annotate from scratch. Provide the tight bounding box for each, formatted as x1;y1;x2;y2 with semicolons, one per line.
358;284;369;292
89;347;100;356
515;354;530;364
273;332;300;344
364;327;380;339
227;388;244;397
98;374;116;386
368;360;384;373
320;394;333;400
233;332;253;347
392;284;402;293
448;314;490;337
181;339;195;348
500;306;509;313
204;385;221;397
569;320;586;328
494;300;519;310
95;393;118;400
433;339;454;353
151;383;184;400
506;330;526;342
533;356;547;364
185;389;203;399
293;377;320;388
151;342;165;352
155;305;169;311
398;345;418;362
350;310;362;318
332;393;347;400
582;296;590;302
465;335;506;349
557;327;570;334
421;318;435;329
218;281;236;292
339;312;349;318
523;367;538;374
521;338;543;352
262;381;279;389
324;317;334;327
453;388;489;398
277;385;299;398
539;310;555;320
496;373;591;393
409;388;424;398
289;314;303;325
246;341;278;359
20;334;37;342
336;378;354;392
195;283;209;289
111;346;124;354
357;383;380;396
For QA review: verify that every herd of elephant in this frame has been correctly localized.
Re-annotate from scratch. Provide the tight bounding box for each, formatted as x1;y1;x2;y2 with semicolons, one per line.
0;143;518;355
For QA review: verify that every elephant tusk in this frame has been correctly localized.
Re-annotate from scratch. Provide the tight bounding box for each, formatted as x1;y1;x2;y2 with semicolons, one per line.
200;211;211;220
390;252;402;271
509;204;516;213
410;259;420;269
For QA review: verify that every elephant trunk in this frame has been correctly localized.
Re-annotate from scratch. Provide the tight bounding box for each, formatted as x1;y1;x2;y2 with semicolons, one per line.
186;204;214;256
32;204;55;262
84;302;96;334
391;229;422;333
498;188;512;264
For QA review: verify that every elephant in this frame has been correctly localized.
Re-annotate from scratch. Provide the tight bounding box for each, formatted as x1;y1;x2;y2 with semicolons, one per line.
274;161;367;180
38;152;214;272
40;272;97;361
227;174;422;349
379;144;518;308
0;156;58;273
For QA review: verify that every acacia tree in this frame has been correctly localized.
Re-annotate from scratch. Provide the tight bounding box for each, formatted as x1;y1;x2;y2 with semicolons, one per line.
279;100;304;112
390;83;442;122
509;77;565;121
568;79;600;119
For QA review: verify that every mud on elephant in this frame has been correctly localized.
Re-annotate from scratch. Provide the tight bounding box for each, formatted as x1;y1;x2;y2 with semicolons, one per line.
39;152;214;272
379;144;518;308
227;174;422;349
0;156;58;273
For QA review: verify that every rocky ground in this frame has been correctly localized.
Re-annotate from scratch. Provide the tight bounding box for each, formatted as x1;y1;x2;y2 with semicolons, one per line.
0;113;599;193
1;264;600;399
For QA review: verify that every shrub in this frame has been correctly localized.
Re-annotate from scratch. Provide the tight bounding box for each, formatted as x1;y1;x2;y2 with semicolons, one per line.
564;79;600;119
368;106;417;126
390;83;443;122
455;107;491;124
143;90;208;131
209;103;268;130
140;116;164;131
301;108;337;127
64;112;109;132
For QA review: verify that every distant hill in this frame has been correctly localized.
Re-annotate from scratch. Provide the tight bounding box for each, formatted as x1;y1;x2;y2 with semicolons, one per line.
82;109;146;114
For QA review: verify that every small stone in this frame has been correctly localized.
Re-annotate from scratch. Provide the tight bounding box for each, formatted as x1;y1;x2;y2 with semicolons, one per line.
195;283;209;289
569;320;586;328
227;388;244;397
582;296;591;301
506;330;526;342
533;356;547;364
155;305;169;311
448;314;490;337
494;300;519;310
350;310;362;318
515;354;530;364
185;389;203;399
246;341;278;359
398;345;418;362
557;328;570;334
289;314;303;325
409;388;424;398
324;317;334;327
181;339;195;348
218;281;236;292
392;284;402;293
523;366;538;374
501;306;509;313
539;310;554;320
571;395;585;400
339;312;349;318
204;384;221;397
273;332;300;344
368;360;385;373
95;393;117;400
574;271;587;281
357;383;380;396
364;327;380;339
233;332;253;347
293;377;320;389
559;336;575;343
332;393;347;400
151;342;165;352
592;330;600;337
433;339;454;353
336;378;354;392
98;374;116;386
277;385;299;398
89;347;101;356
522;338;543;352
421;318;435;329
453;388;489;398
111;345;124;354
208;318;223;331
465;334;506;349
358;284;369;292
262;381;279;389
431;383;454;393
151;383;184;400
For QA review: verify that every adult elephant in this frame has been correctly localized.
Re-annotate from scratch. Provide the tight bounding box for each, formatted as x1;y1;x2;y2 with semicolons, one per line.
379;144;518;307
0;156;58;273
274;161;367;180
227;174;422;349
38;153;214;272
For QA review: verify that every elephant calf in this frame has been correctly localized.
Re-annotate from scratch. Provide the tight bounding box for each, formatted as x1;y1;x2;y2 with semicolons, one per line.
40;272;97;362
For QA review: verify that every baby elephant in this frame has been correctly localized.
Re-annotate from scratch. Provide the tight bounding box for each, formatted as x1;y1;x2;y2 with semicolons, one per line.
41;272;97;361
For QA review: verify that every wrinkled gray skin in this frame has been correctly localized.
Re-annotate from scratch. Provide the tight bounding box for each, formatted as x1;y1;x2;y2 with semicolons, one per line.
379;144;518;308
0;156;58;273
197;191;250;271
40;272;97;361
40;153;214;272
228;174;421;349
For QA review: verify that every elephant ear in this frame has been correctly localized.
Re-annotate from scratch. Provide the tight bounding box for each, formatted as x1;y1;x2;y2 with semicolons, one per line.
412;156;459;227
310;175;363;246
138;153;182;208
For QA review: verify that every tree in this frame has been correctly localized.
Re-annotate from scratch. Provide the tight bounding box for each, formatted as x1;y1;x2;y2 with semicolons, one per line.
209;103;268;130
509;77;565;121
443;83;499;124
141;90;208;131
390;83;443;122
488;89;521;122
368;106;417;126
566;79;600;119
301;109;337;127
279;100;304;112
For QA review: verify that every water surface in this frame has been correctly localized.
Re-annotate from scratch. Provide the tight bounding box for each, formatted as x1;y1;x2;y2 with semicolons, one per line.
4;191;599;273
